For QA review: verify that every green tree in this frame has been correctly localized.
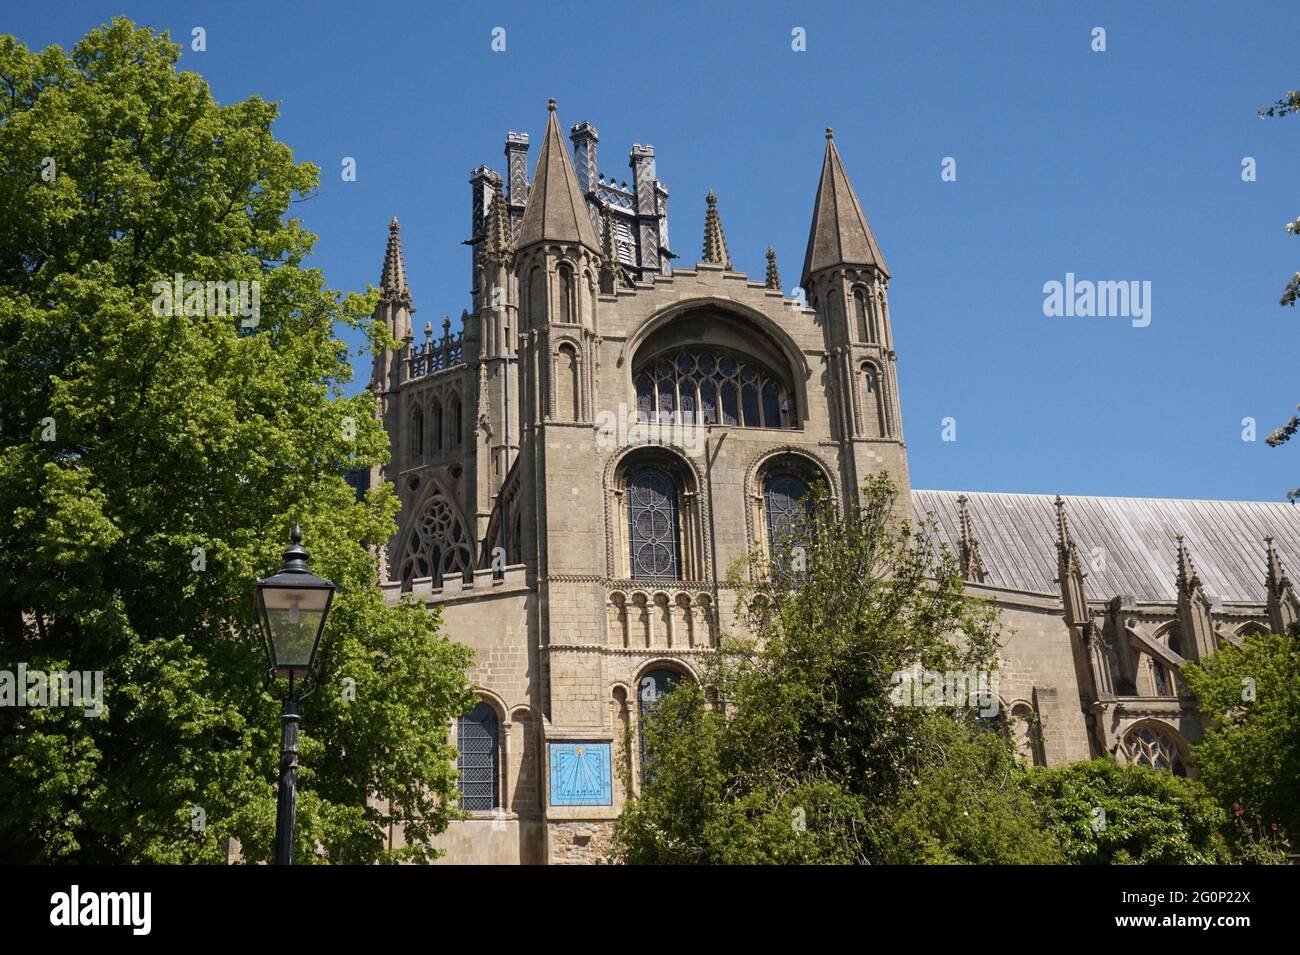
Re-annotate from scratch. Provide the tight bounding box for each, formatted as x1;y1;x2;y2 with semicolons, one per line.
611;475;1052;864
1259;90;1300;488
1023;759;1228;864
0;19;475;863
1182;632;1299;846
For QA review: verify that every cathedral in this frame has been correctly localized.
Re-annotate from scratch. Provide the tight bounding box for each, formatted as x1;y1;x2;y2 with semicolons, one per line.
364;100;1300;864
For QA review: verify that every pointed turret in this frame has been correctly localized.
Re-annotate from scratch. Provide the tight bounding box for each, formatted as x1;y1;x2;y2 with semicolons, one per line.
700;190;732;269
1175;535;1201;597
1174;535;1218;662
802;128;888;287
765;246;782;290
380;217;411;304
1264;537;1300;636
599;203;626;293
1054;496;1088;628
482;187;512;266
956;494;987;584
516;100;600;252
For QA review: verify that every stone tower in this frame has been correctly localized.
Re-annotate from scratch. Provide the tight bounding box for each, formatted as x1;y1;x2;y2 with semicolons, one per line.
370;104;918;863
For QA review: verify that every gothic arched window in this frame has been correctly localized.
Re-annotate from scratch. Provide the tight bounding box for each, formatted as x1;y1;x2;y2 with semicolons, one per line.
410;407;424;464
399;486;473;588
764;474;810;560
1151;656;1168;696
557;264;575;323
627;468;681;580
448;393;462;447
458;702;500;810
1122;724;1187;777
638;668;681;778
633;348;794;429
431;397;443;451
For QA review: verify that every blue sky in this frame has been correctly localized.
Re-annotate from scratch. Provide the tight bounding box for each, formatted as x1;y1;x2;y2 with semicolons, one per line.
11;1;1300;501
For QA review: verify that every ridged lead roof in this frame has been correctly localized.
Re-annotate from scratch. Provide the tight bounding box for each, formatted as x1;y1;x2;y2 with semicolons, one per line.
914;490;1300;603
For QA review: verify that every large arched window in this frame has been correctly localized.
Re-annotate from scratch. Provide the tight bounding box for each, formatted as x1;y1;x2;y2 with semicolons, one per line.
627;468;681;580
399;485;473;588
638;668;680;777
458;702;500;810
764;474;810;561
633;348;794;429
1122;723;1187;777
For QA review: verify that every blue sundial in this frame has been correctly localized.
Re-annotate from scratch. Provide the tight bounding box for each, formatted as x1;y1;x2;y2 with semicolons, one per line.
549;742;612;807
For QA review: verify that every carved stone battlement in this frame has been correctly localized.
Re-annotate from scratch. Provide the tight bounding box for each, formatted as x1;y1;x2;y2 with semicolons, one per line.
380;564;529;605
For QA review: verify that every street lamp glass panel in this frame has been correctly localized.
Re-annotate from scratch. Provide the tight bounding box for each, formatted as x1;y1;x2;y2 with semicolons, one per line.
260;586;331;674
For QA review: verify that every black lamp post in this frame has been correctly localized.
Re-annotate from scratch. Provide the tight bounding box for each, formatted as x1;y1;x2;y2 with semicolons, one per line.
255;524;335;865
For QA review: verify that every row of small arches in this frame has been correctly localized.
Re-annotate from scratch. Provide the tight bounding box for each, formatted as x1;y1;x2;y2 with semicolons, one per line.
607;590;715;649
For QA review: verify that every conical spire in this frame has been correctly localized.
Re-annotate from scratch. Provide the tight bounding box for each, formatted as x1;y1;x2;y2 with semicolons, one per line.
380;217;410;302
516;99;600;252
765;246;782;290
700;190;732;269
956;494;987;584
482;186;512;265
802;127;888;286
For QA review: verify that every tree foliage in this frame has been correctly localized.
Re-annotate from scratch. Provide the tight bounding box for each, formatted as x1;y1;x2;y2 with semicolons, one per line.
1022;759;1228;864
612;474;1039;863
1182;632;1299;847
0;19;475;863
611;475;1270;865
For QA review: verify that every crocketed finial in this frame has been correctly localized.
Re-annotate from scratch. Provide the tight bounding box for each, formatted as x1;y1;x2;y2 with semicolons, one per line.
379;216;410;302
701;190;733;269
765;246;782;290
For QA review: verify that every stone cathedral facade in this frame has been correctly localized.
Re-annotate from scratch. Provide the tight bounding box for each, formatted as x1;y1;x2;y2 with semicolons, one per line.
365;101;1300;864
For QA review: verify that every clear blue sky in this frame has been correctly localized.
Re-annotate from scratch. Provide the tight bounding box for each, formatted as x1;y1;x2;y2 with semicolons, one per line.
11;1;1300;501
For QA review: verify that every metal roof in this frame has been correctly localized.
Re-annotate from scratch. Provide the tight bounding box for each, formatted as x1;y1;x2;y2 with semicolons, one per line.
913;490;1300;603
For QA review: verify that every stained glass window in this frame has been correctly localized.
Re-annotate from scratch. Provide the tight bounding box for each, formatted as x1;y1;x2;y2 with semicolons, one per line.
764;474;810;561
458;702;499;810
627;468;680;580
632;348;795;429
